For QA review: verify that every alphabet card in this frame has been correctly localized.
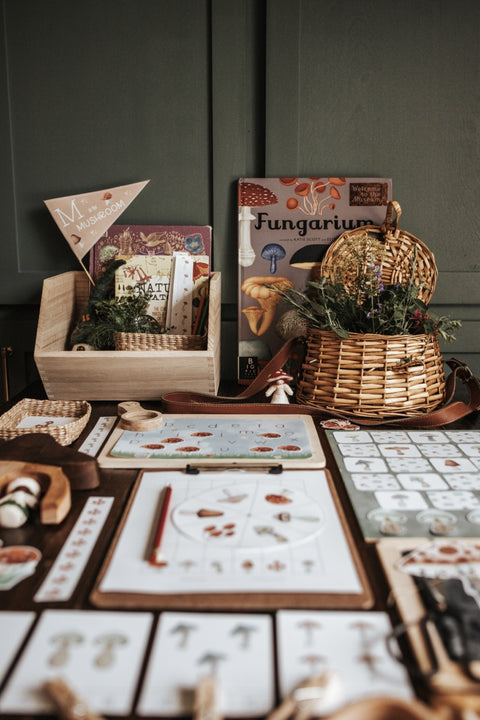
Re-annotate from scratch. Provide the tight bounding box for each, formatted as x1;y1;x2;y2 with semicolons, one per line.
325;429;480;540
137;612;274;717
91;469;372;609
98;414;326;469
0;610;153;716
276;610;413;716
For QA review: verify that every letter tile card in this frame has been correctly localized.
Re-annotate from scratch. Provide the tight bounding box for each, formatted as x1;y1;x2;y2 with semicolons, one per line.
0;612;35;686
137;612;274;717
0;610;153;716
276;610;413;716
325;429;480;539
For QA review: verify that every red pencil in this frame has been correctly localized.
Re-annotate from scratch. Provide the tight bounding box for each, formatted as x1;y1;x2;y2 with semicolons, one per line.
148;484;172;567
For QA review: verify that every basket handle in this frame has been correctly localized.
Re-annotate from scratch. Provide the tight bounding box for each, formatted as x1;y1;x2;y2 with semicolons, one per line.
380;200;402;238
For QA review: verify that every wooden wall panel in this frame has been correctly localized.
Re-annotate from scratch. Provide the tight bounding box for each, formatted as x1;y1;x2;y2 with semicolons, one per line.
0;0;478;393
265;0;480;376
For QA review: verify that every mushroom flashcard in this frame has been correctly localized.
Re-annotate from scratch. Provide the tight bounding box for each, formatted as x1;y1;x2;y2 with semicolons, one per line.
397;539;480;605
138;612;274;717
0;610;153;716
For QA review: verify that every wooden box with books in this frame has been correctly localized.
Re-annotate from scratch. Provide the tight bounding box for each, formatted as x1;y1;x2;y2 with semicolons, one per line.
34;271;221;401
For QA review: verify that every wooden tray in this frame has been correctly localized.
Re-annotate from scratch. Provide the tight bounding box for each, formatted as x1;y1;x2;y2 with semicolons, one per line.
97;413;326;469
90;468;372;610
377;538;480;712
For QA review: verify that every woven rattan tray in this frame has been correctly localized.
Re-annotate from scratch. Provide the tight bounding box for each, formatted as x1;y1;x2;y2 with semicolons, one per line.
0;399;91;446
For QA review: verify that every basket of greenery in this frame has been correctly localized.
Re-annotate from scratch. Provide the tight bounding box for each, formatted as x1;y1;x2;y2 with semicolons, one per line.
273;201;460;419
70;259;206;352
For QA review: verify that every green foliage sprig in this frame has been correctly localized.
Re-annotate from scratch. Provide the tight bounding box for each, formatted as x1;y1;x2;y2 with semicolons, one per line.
270;232;461;342
70;258;164;350
81;291;164;350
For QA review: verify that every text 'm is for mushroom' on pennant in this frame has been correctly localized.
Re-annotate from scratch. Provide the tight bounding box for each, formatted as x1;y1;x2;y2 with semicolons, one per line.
44;180;149;275
237;177;392;383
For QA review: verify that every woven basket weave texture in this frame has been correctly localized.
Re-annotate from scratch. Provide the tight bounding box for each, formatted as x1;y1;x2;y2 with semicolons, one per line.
114;331;206;351
0;399;91;445
296;201;445;418
297;329;445;418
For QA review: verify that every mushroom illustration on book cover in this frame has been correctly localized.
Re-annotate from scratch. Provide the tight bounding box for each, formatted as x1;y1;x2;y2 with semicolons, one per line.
237;177;392;382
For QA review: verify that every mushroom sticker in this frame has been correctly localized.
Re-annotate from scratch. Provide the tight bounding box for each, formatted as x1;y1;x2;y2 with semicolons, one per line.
238;182;278;267
241;275;294;335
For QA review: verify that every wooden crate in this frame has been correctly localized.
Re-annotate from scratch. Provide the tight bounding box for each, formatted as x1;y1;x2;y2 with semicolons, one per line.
34;271;221;400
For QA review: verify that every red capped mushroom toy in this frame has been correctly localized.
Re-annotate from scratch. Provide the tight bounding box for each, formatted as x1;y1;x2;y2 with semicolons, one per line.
265;368;294;404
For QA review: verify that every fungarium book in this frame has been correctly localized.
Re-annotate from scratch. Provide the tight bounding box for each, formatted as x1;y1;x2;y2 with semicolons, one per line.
237;177;392;382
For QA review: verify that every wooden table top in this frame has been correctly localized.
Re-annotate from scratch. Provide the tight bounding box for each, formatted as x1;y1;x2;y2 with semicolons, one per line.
0;392;479;719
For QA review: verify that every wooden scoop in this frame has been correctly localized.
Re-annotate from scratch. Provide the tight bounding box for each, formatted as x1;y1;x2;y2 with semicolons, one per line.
117;402;163;431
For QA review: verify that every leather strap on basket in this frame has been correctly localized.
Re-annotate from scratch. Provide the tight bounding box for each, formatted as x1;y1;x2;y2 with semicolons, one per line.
161;342;480;428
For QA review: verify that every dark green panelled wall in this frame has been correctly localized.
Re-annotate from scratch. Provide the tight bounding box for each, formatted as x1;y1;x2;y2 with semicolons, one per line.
1;0;478;398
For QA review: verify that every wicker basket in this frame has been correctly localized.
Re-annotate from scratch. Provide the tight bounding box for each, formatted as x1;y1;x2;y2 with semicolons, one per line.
296;329;445;418
320;200;438;304
114;331;206;351
296;201;446;418
0;398;91;445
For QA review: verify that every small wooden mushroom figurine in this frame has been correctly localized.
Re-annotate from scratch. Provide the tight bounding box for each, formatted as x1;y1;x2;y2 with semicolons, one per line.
0;461;71;527
265;368;294;404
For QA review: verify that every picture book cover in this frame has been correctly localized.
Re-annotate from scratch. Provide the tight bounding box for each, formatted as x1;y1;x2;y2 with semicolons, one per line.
114;253;209;330
237;177;392;382
89;224;212;280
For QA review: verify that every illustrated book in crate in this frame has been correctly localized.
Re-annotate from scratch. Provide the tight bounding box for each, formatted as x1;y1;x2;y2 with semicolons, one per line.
237;177;392;382
89;224;212;280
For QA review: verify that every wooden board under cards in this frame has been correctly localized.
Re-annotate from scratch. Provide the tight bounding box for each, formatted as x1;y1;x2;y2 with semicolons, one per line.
90;468;372;610
376;538;480;710
97;413;326;469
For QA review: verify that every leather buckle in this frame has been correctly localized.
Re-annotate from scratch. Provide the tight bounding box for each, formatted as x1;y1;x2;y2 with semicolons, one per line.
448;358;474;383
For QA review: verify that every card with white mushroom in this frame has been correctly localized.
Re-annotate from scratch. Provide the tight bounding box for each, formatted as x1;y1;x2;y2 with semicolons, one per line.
91;469;372;609
276;610;413;716
325;428;480;540
0;610;153;716
137;612;274;717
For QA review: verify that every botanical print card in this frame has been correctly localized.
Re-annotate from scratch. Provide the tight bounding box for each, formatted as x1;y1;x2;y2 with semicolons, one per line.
0;612;35;685
326;429;480;539
276;610;413;716
137;612;274;717
0;610;153;716
93;469;369;608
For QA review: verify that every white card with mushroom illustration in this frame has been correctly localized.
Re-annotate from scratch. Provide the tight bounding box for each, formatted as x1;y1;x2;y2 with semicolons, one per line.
0;612;35;686
98;413;326;469
0;610;153;715
326;429;480;539
137;612;274;717
276;610;413;716
95;469;364;600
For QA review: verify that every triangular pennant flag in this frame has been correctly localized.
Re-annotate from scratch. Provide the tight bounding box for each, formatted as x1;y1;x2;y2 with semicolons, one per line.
44;180;150;262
